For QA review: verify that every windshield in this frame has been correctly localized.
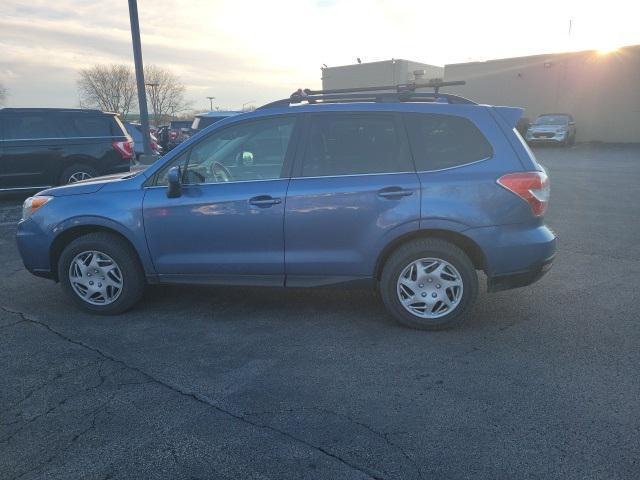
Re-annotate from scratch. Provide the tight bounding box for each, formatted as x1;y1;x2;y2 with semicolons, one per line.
534;115;569;125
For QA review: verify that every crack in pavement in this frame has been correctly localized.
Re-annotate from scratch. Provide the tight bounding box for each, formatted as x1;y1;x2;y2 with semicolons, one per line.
0;320;26;330
1;305;385;480
1;359;101;414
244;406;423;480
9;402;110;480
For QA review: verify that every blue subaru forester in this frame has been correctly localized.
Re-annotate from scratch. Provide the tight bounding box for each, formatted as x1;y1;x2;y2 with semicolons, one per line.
16;83;556;330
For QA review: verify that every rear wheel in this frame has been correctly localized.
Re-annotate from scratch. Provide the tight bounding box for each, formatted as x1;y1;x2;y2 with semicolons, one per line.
380;238;478;330
58;232;145;314
59;164;98;185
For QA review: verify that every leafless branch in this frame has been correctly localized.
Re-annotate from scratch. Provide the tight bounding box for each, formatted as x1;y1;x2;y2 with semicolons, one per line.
77;65;136;117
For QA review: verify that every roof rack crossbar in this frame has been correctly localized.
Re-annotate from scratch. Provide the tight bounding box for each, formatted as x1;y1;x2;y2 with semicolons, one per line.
292;92;472;103
256;81;472;110
302;80;466;96
258;92;475;110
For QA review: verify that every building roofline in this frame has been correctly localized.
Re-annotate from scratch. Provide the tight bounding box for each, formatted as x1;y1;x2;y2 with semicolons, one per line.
323;59;442;70
444;43;640;68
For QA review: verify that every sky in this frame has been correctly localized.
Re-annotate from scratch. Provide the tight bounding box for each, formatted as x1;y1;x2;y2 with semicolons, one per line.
1;0;639;111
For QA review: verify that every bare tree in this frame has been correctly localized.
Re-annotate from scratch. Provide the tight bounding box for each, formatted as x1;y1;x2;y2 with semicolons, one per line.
0;82;7;106
144;65;191;125
77;64;136;117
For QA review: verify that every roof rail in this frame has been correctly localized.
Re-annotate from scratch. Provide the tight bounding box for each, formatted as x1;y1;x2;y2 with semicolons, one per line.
257;80;474;109
0;107;105;114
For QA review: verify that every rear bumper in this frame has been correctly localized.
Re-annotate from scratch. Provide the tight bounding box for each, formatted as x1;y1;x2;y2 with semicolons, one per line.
465;223;557;291
487;254;554;292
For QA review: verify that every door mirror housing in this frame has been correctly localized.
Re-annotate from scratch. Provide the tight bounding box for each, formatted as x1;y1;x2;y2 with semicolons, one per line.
167;166;182;198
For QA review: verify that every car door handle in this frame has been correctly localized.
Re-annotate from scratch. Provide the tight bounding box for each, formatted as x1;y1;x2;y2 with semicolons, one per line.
249;195;282;207
377;187;414;199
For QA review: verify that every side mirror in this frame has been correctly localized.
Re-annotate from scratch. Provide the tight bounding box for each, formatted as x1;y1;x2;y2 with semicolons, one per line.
167;166;182;198
569;121;576;126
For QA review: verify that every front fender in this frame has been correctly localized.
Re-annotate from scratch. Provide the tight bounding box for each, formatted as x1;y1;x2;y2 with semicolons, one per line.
51;215;156;276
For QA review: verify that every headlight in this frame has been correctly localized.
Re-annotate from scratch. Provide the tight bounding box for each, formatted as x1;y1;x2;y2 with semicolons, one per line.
22;196;53;221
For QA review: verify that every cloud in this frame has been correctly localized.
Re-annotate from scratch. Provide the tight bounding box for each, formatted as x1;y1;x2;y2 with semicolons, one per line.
0;0;638;110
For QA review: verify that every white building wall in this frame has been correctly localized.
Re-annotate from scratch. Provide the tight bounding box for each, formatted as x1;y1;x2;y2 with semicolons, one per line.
321;60;444;91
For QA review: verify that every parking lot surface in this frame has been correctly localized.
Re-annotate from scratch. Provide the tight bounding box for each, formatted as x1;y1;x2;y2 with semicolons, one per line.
1;144;639;480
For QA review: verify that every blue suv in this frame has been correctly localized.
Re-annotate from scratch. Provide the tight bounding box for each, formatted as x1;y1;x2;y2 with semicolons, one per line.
16;84;556;330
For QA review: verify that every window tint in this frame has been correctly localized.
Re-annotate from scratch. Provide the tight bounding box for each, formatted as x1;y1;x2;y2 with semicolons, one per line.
64;115;113;137
155;116;295;185
302;114;411;177
405;113;493;171
4;114;64;140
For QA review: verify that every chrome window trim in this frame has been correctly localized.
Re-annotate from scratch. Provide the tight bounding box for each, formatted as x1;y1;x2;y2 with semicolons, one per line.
415;155;493;174
145;171;419;189
144;177;287;189
0;136;122;142
0;185;52;192
293;171;416;180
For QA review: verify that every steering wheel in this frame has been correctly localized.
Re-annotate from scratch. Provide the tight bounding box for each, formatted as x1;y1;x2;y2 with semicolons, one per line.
211;162;232;182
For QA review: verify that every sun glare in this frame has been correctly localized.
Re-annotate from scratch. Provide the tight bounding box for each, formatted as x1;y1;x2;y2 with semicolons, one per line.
596;43;620;55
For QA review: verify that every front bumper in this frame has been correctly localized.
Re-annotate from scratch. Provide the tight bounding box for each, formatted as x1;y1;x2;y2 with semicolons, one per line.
16;218;55;280
487;254;555;292
526;132;567;143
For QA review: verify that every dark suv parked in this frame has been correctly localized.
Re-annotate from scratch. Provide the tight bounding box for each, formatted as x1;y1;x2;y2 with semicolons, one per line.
0;108;133;191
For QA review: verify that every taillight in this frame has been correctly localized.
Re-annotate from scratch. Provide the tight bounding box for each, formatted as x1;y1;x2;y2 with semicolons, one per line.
112;140;133;160
497;171;550;217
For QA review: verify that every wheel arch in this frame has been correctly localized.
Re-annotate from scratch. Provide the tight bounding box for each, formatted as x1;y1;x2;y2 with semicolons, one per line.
374;229;486;280
49;224;146;282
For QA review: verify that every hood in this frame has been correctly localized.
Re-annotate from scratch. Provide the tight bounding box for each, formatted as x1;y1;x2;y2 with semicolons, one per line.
39;171;141;197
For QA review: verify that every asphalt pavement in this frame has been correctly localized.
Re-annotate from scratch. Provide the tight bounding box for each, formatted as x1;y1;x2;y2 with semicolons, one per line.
1;144;639;479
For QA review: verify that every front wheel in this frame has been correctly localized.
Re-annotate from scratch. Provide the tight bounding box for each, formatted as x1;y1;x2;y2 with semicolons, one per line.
58;232;145;314
380;239;478;330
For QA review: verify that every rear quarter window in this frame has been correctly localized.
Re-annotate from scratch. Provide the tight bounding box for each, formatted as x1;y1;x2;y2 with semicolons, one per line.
404;113;493;171
62;114;115;137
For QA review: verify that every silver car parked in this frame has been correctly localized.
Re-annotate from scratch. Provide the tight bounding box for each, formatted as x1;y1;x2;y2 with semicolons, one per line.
526;113;576;146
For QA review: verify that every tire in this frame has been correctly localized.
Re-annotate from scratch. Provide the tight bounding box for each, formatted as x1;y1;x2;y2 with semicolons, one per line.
59;164;99;185
58;232;145;315
379;238;478;330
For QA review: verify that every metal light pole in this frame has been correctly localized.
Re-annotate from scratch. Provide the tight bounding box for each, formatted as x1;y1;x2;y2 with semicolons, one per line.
206;96;215;111
127;0;153;157
145;82;159;126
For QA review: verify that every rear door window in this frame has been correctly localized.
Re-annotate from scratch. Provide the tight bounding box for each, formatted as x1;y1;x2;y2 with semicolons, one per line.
4;113;65;140
301;114;411;177
404;113;493;171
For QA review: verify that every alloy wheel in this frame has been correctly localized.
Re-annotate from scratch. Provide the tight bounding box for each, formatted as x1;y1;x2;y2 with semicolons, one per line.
396;257;464;319
68;171;93;183
68;250;123;305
